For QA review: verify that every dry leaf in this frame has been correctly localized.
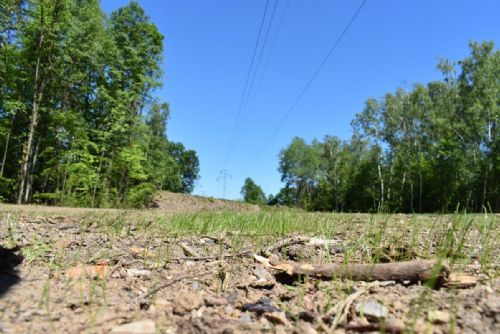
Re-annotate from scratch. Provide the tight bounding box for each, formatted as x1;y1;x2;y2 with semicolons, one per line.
66;262;109;280
129;246;154;259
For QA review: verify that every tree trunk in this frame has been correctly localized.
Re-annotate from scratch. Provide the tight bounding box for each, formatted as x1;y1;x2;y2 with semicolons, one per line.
119;168;129;203
377;159;384;210
24;140;40;203
387;163;394;202
399;171;406;210
92;151;105;208
410;179;414;213
17;9;46;204
17;89;43;204
419;171;423;213
0;118;13;177
481;167;488;212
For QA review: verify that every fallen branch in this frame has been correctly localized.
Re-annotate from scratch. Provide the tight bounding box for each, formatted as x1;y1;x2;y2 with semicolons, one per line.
255;255;449;285
262;236;312;257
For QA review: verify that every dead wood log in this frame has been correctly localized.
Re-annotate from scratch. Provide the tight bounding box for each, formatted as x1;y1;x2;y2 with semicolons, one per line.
255;255;449;285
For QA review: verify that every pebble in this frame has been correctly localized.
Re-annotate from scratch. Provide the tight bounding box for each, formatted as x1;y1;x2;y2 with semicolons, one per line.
173;291;203;314
126;269;151;279
253;266;273;281
238;314;252;323
484;296;500;315
204;295;227;306
110;320;156;334
264;311;289;326
428;310;450;324
355;300;389;320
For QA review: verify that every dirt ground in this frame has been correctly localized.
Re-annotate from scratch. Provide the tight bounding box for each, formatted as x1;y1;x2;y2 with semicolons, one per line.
0;205;499;333
150;192;260;213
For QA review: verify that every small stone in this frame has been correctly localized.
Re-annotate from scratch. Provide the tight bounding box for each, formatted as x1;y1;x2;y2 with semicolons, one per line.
241;299;280;315
173;291;203;314
205;295;227;306
428;310;450;324
191;281;201;290
184;260;196;268
355;300;389;320
110;320;156;334
238;314;252;323
264;311;289;326
484;296;500;315
253;266;273;281
298;310;317;322
126;269;151;279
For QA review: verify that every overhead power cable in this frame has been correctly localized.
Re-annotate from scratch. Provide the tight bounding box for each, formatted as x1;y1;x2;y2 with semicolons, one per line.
223;0;270;168
224;0;278;168
244;0;367;171
240;0;291;132
236;0;278;132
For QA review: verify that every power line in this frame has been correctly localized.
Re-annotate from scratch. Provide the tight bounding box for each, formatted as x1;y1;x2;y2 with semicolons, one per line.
224;0;279;168
240;0;291;133
244;0;367;171
223;0;271;167
236;0;278;134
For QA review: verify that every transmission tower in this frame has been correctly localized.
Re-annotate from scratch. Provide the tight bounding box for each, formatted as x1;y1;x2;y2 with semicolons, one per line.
217;168;232;199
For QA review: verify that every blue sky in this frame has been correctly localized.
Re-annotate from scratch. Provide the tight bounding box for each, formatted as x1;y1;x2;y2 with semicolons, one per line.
101;0;500;200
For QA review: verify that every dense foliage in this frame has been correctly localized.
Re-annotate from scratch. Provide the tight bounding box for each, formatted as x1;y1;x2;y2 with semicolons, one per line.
274;42;499;213
241;177;266;205
0;0;199;207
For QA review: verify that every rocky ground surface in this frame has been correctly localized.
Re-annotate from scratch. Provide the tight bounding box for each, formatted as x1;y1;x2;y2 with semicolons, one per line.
0;209;499;333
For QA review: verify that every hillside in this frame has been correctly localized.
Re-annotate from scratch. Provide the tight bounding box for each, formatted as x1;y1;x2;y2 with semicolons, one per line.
150;191;260;213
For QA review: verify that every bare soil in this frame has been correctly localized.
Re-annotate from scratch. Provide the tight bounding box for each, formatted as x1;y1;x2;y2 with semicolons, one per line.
0;205;499;333
150;191;260;213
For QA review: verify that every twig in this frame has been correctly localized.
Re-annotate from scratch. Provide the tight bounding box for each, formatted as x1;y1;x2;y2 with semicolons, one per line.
179;242;200;257
262;236;311;257
139;271;213;302
167;250;252;262
325;282;381;331
255;255;450;285
105;259;124;279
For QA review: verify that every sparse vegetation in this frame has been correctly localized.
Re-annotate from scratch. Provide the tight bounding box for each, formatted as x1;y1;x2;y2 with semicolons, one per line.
0;205;498;333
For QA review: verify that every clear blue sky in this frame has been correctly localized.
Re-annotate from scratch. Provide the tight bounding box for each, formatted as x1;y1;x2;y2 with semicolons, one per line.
101;0;500;200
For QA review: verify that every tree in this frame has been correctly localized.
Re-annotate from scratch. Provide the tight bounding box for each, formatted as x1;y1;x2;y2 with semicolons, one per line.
273;41;499;213
0;0;200;207
241;177;266;204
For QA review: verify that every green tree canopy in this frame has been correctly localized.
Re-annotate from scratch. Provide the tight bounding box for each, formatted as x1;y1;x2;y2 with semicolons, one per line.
241;177;266;205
